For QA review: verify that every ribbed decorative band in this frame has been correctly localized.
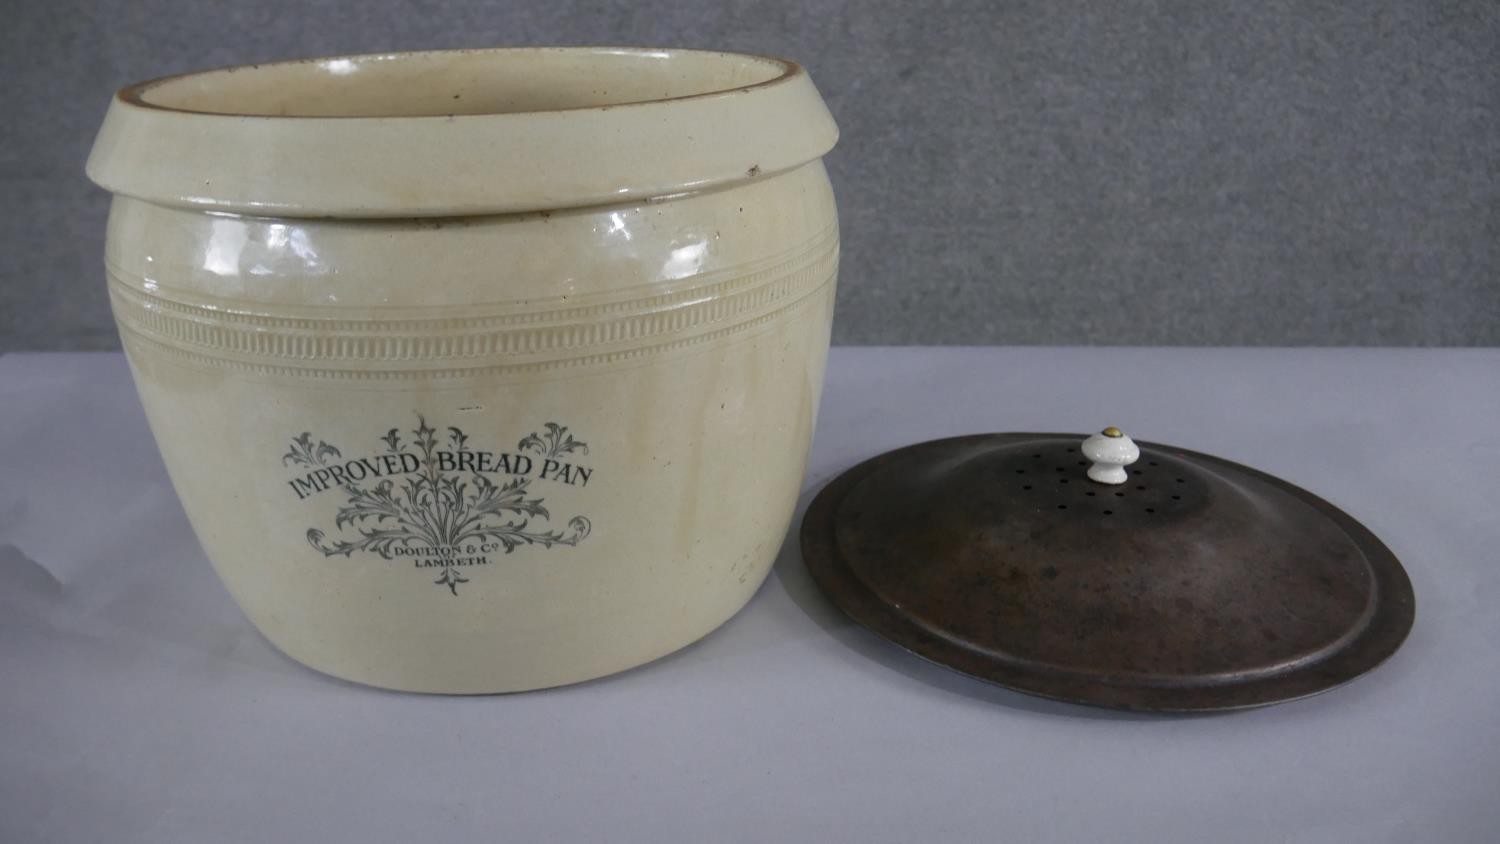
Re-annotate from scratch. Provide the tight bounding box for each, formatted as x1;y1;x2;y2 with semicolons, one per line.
109;226;837;381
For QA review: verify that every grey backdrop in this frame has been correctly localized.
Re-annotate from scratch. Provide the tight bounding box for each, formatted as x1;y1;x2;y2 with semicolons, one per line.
3;0;1496;350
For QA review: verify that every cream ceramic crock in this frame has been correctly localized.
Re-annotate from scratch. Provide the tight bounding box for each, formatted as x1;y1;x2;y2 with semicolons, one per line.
86;48;839;692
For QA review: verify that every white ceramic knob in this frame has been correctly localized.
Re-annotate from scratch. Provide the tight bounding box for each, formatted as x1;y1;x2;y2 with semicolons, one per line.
1081;427;1140;485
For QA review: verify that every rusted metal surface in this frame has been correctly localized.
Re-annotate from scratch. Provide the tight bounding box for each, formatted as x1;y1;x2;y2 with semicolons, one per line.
800;434;1415;712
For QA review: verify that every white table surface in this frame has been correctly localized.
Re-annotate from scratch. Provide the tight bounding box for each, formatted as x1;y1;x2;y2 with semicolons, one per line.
2;348;1497;843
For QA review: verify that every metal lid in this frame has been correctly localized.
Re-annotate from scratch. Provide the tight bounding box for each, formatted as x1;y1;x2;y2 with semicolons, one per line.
801;431;1415;712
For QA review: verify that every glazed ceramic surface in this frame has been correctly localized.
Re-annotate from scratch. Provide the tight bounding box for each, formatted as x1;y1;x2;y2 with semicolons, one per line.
86;48;839;692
